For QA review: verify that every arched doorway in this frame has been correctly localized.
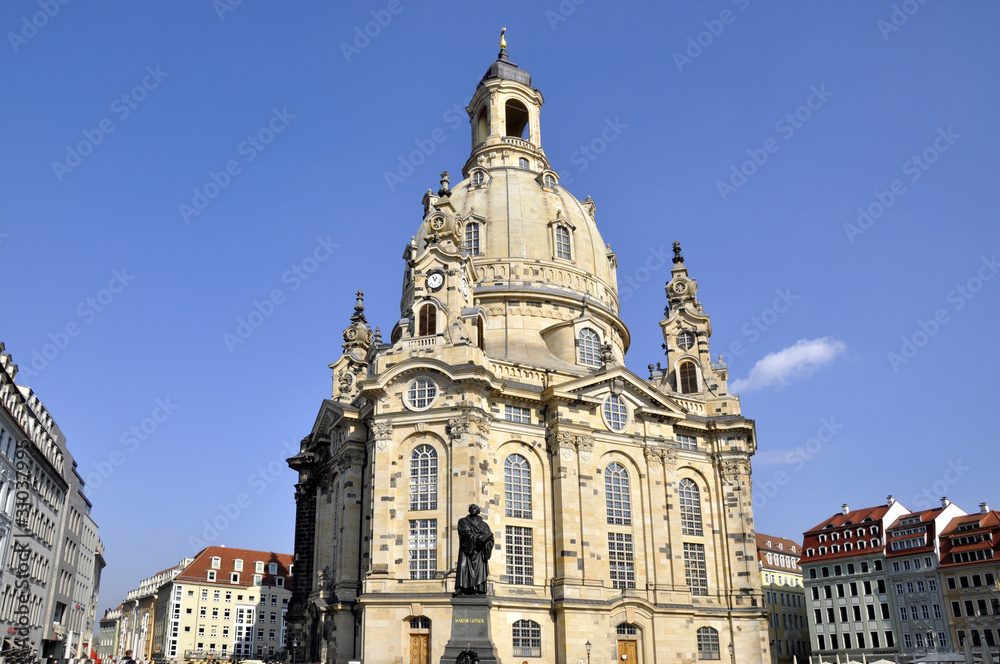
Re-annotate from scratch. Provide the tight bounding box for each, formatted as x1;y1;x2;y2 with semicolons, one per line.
616;623;640;664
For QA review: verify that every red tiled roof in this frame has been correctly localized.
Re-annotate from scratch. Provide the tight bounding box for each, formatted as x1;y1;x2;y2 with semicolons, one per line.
805;505;891;534
755;533;802;555
756;533;803;573
174;546;293;586
938;510;1000;569
801;504;898;563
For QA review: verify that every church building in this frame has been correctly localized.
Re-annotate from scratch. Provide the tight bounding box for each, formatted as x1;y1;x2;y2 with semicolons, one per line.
286;37;770;664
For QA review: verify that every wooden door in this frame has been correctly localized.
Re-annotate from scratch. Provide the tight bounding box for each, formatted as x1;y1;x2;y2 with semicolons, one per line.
409;634;429;664
617;639;638;664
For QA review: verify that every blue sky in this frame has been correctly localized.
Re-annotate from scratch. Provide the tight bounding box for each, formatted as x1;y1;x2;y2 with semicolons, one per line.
2;2;998;618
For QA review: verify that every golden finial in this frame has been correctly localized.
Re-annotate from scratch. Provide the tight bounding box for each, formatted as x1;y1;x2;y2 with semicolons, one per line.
499;27;507;50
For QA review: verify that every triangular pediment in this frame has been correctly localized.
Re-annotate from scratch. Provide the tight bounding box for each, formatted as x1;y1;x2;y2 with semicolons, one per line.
543;366;695;419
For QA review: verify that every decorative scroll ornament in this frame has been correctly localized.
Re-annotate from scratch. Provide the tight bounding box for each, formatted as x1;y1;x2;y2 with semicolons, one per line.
546;432;576;461
336;447;366;473
371;422;392;452
447;410;493;443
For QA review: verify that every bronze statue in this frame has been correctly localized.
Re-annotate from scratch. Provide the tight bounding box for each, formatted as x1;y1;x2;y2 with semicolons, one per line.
454;504;494;595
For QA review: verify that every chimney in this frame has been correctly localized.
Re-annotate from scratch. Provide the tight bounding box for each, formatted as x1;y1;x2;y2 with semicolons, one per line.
981;502;990;514
887;495;896;506
941;497;951;508
842;504;850;515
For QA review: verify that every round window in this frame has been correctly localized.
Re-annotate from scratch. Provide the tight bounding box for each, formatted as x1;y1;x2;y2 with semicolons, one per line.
677;331;695;350
603;395;628;431
405;378;438;411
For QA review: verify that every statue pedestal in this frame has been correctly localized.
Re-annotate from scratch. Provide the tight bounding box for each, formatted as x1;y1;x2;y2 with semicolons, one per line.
440;595;500;664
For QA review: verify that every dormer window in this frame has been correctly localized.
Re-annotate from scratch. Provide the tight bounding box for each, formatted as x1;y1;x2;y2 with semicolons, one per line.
469;168;491;188
207;570;216;581
210;556;221;569
465;221;481;254
578;328;602;367
268;562;277;574
543;174;556;188
555;225;571;259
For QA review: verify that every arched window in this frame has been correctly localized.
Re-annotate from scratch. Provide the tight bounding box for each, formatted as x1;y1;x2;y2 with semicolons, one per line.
578;328;601;366
697;627;720;660
519;157;530;169
605;462;631;526
679;361;698;394
511;619;541;657
554;225;571;259
409;445;437;510
543;173;556;188
679;478;703;536
505;99;529;138
504;455;531;519
465;221;480;254
477;316;485;351
471;170;485;185
417;303;436;336
475;106;488;143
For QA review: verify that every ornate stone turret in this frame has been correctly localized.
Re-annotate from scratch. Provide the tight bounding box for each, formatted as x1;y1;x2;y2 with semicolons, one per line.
330;291;373;402
463;33;550;177
656;242;735;409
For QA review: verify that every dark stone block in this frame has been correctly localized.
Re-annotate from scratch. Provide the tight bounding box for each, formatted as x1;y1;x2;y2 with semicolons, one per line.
440;595;500;664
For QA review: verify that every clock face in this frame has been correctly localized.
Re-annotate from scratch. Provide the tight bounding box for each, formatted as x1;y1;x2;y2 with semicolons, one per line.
678;331;695;350
460;278;469;297
673;281;687;294
426;272;444;291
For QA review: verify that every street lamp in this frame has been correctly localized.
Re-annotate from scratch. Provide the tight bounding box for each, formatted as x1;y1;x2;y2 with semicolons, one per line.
728;643;735;664
585;640;591;664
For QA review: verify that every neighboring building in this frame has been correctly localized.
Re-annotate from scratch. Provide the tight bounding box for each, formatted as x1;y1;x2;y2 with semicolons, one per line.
97;606;122;662
120;561;189;661
938;503;1000;662
885;498;966;661
801;497;910;661
287;40;769;664
0;343;102;660
151;547;293;661
756;534;810;664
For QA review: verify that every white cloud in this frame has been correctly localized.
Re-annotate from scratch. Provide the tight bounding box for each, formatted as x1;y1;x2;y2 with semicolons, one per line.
730;337;846;392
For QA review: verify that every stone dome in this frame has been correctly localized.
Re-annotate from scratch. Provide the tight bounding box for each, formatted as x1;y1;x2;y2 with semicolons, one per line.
439;167;618;313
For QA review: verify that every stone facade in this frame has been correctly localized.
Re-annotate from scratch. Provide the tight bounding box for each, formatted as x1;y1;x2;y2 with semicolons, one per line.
0;342;104;660
97;607;121;663
885;499;966;661
287;43;769;664
149;547;293;661
756;534;810;664
938;504;1000;662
